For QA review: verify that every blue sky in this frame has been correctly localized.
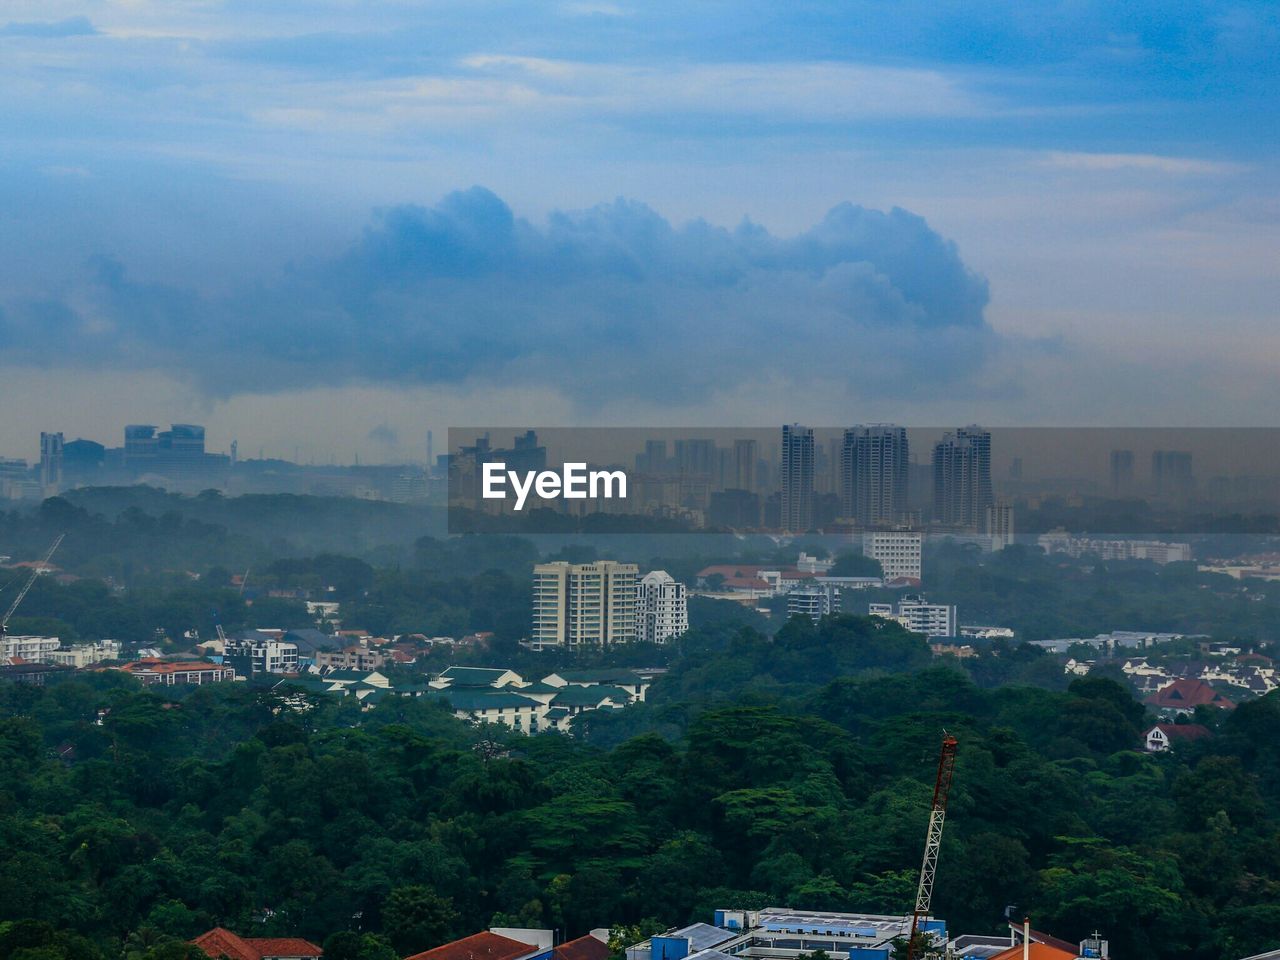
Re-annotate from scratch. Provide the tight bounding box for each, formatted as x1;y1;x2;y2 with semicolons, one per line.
0;1;1277;461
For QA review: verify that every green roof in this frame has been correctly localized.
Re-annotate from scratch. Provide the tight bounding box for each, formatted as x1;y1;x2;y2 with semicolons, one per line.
438;666;518;687
515;681;560;695
552;684;632;706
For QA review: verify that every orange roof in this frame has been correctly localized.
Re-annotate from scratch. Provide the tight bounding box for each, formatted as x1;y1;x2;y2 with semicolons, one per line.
1145;678;1235;709
988;943;1076;960
554;936;609;960
123;659;226;675
191;928;321;960
404;932;536;960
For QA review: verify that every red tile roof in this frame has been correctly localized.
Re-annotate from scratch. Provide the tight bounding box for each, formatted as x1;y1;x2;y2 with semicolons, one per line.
988;944;1076;960
1145;679;1236;710
191;928;321;960
554;936;609;960
403;932;537;960
1151;722;1212;741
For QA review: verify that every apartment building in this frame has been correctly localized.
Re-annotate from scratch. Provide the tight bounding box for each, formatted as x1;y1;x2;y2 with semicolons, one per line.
531;560;639;648
636;570;689;644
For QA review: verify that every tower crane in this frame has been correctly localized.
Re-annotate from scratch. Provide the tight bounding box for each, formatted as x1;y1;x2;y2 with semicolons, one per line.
1;533;65;638
906;732;959;960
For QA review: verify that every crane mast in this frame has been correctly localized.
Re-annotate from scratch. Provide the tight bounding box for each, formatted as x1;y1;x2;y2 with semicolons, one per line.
906;733;958;960
1;534;65;637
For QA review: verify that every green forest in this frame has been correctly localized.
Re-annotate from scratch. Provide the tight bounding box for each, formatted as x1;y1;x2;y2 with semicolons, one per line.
3;615;1279;960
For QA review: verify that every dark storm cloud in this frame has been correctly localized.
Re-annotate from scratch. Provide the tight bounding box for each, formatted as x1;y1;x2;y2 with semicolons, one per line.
0;188;994;402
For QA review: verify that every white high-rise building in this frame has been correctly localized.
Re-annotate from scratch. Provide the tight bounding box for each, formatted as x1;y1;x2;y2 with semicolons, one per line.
532;560;639;648
861;530;923;582
636;570;689;644
869;595;956;637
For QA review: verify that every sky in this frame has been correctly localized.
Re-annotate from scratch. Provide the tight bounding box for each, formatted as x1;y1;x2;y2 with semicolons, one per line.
0;0;1277;463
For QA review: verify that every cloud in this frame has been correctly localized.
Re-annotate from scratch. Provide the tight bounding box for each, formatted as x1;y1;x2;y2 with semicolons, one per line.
367;422;399;445
0;16;96;38
0;187;993;406
1039;151;1244;176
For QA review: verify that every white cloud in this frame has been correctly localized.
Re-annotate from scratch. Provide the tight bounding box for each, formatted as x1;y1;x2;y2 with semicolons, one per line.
1039;151;1245;176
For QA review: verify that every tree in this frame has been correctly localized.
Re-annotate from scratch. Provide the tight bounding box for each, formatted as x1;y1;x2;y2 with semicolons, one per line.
381;886;460;955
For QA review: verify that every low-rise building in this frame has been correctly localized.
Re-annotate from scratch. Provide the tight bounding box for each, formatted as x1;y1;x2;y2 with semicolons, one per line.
1145;679;1235;715
1144;722;1212;752
47;639;121;668
191;928;322;960
120;659;236;686
315;645;386;672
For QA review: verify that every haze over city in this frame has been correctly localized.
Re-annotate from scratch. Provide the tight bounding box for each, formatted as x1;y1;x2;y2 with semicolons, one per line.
2;1;1279;464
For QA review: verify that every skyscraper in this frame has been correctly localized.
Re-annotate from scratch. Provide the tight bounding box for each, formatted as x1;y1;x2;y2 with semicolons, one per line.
780;424;814;533
732;437;758;492
531;560;639;648
1151;450;1194;497
39;432;63;491
1110;449;1135;496
840;424;909;526
933;426;993;529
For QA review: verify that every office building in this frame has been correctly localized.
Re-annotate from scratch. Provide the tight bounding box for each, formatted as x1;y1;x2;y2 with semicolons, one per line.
869;595;956;637
933;426;993;529
39;432;64;491
531;560;639;648
124;424;160;468
840;424;909;526
636;570;689;644
780;424;815;533
861;530;923;581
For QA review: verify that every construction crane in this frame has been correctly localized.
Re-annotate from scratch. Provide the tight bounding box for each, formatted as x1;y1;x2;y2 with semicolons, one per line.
1;534;65;638
906;732;959;960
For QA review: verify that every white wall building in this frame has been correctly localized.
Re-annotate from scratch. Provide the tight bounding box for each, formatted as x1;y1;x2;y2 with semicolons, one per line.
1;635;61;664
46;639;121;668
636;570;689;644
531;560;639;647
869;595;956;637
861;530;923;581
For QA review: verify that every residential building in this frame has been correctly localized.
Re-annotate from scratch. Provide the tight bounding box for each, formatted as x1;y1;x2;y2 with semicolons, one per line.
840;424;909;526
191;928;322;960
1145;678;1235;715
861;530;923;582
637;570;689;643
985;499;1015;550
732;438;758;492
223;633;300;676
39;431;64;491
933;426;993;529
869;595;956;637
404;930;552;960
531;560;639;648
1151;449;1194;497
788;586;836;621
120;659;236;686
1144;723;1212;752
47;639;121;668
1109;449;1135;495
1037;533;1192;564
779;424;815;533
0;635;62;664
315;645;386;672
